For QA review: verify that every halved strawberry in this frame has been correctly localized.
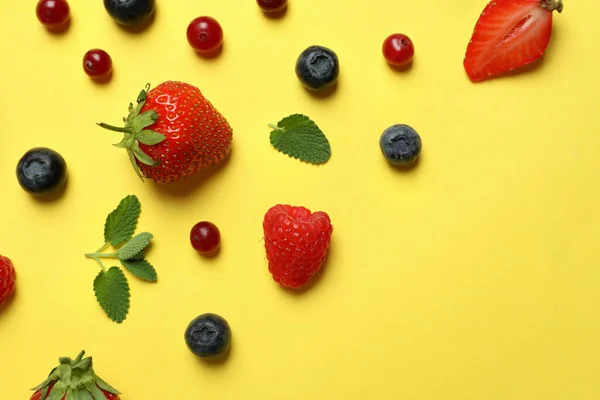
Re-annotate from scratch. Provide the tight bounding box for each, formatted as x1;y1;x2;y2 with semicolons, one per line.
463;0;563;82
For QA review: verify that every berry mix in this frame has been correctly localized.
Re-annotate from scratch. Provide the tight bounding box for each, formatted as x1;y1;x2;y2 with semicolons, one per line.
4;0;565;397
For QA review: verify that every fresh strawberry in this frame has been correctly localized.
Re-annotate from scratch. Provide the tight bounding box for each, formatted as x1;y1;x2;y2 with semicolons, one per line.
0;255;16;305
30;351;120;400
263;204;333;289
463;0;563;82
98;81;233;183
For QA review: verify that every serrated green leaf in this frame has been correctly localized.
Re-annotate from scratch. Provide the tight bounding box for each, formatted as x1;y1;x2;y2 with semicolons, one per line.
103;195;141;247
115;232;153;260
121;259;157;282
85;381;109;400
94;375;120;394
93;267;130;323
136;129;166;146
269;114;331;164
47;381;68;400
130;249;145;260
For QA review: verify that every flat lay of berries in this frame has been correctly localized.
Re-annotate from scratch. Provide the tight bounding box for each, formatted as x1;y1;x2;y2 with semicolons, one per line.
2;0;594;399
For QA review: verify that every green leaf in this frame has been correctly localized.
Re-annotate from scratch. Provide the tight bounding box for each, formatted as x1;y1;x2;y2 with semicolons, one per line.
67;387;93;400
47;381;68;400
121;259;157;282
132;110;158;132
93;267;130;323
72;357;91;371
126;149;144;181
132;141;160;166
136;129;166;146
85;382;109;400
94;375;120;394
130;249;145;260
269;114;331;164
115;232;153;260
103;195;141;247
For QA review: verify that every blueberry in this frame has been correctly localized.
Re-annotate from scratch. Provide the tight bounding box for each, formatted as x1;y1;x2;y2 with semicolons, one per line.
16;147;67;196
184;313;231;359
295;45;339;91
379;124;422;165
103;0;156;26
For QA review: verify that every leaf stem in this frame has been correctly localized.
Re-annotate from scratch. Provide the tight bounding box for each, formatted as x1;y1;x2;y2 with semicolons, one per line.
95;242;110;253
96;122;132;134
87;256;106;272
85;252;117;259
268;123;283;131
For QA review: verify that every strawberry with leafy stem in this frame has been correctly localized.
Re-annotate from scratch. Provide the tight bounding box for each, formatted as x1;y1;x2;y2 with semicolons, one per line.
97;81;233;183
84;195;157;323
463;0;564;82
30;351;120;400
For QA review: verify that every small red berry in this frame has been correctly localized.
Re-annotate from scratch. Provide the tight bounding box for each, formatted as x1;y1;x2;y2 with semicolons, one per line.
83;49;113;79
36;0;70;28
0;255;16;306
186;16;223;54
190;221;221;254
257;0;287;13
382;33;414;67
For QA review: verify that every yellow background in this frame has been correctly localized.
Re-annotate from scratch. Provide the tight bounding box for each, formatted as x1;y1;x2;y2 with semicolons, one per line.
1;0;599;398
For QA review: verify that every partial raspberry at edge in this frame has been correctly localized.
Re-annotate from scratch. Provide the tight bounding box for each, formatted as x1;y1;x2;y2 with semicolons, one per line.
0;255;16;306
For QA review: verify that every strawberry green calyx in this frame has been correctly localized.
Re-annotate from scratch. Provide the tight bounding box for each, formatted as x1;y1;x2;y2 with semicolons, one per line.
31;350;120;400
97;83;166;181
540;0;563;12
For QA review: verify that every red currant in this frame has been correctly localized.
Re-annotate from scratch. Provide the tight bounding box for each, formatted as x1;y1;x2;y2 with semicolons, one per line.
186;16;223;54
190;221;221;254
257;0;287;12
382;33;414;67
36;0;70;28
83;49;113;79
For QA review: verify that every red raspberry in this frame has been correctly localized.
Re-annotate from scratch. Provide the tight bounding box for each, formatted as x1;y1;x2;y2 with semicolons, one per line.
263;204;333;289
0;255;16;305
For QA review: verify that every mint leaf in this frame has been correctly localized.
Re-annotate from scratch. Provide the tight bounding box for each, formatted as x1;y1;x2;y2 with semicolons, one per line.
93;267;130;323
269;114;331;164
115;232;153;260
121;259;157;282
130;249;145;260
104;195;141;247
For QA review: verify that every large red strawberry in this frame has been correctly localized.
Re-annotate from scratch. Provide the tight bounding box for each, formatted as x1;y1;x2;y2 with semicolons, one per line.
98;81;233;183
263;204;333;289
0;255;16;305
463;0;563;82
30;351;120;400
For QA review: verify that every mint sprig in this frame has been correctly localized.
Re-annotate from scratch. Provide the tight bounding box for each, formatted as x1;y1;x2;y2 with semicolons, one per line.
85;194;158;323
268;114;331;164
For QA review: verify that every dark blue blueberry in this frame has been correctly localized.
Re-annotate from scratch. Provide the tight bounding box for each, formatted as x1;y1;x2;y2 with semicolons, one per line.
295;45;339;91
103;0;156;26
379;124;422;165
184;313;231;359
16;147;67;196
